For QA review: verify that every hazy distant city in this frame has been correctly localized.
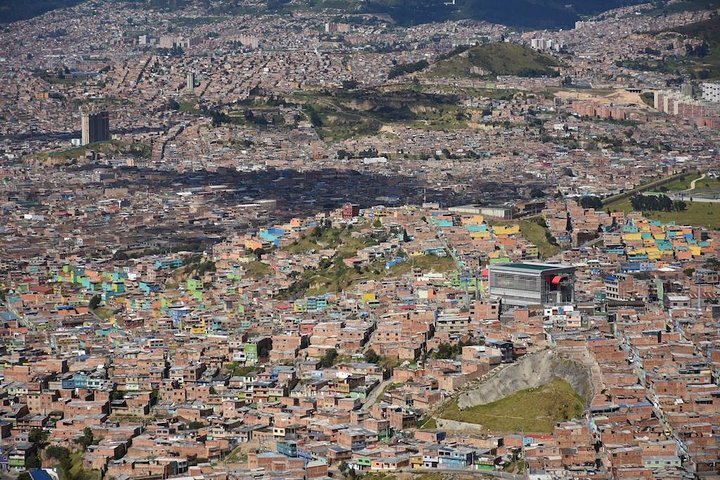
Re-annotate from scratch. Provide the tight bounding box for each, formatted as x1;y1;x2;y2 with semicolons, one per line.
0;0;719;479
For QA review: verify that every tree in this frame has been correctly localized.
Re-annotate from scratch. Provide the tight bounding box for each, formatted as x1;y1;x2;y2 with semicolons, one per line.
29;428;49;447
25;453;41;469
77;427;95;450
434;342;457;359
45;445;70;460
304;104;323;127
88;294;101;310
338;460;357;479
112;250;129;261
530;188;545;199
150;389;159;405
364;349;380;364
320;348;338;368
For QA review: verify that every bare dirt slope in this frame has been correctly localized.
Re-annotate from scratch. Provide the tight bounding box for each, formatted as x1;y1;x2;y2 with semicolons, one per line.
458;348;593;409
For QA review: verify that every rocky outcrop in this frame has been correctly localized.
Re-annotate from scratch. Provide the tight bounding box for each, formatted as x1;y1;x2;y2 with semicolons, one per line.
458;349;593;409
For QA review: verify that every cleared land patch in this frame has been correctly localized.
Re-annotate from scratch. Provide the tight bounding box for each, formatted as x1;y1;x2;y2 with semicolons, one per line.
438;378;585;433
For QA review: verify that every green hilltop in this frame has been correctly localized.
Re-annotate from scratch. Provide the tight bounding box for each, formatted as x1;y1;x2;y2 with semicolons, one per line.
429;42;560;79
438;378;585;433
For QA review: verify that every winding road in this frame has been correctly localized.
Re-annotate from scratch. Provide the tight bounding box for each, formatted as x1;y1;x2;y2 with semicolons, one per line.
687;173;706;191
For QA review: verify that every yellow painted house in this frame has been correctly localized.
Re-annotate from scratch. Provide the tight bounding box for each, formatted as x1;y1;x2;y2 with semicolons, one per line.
492;224;520;236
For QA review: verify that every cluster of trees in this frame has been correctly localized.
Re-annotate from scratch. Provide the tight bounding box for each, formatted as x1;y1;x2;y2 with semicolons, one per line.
433;338;483;359
516;67;559;78
167;98;181;111
363;348;401;370
630;194;687;212
387;59;429;79
18;428;97;480
336;147;380;160
205;108;230;127
579;195;604;210
303;104;323;127
685;41;709;58
196;106;281;128
157;45;184;57
341;80;359;90
186;259;216;277
238;109;285;126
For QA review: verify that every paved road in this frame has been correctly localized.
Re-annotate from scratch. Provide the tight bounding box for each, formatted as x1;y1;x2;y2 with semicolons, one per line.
361;376;394;409
666;172;720;202
687;173;706;191
602;171;695;207
396;467;526;479
668;193;720;203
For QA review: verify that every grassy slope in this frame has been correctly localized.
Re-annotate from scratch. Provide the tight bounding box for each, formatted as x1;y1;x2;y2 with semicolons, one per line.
603;170;720;230
283;225;375;255
295;253;456;297
519;219;561;258
607;198;720;230
244;261;271;279
390;254;456;275
430;43;559;78
280;226;379;297
34;139;151;162
295;89;465;141
438;378;585;433
280;226;456;297
653;16;720;79
659;171;703;191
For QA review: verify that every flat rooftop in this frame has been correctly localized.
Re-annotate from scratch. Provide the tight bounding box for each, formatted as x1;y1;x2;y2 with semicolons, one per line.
491;262;574;272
